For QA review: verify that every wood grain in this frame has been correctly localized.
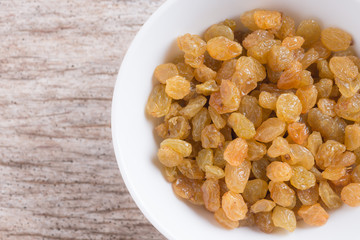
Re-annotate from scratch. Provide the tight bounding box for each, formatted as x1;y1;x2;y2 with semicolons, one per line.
0;0;166;239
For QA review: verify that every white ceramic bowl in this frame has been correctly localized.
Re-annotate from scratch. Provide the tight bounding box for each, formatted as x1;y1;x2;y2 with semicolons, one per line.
112;0;360;239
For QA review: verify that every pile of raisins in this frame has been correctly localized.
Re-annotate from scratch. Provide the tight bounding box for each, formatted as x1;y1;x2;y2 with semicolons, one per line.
146;9;360;233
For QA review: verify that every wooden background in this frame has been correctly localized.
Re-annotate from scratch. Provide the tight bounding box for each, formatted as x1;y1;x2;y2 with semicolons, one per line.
0;0;166;239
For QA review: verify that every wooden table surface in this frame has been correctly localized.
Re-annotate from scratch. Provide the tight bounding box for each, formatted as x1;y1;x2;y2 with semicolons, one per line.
0;0;166;239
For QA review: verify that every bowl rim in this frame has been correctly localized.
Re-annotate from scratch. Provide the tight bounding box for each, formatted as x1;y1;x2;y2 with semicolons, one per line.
111;0;175;239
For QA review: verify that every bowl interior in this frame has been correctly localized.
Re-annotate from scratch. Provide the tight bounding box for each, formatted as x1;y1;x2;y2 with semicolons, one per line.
112;0;360;239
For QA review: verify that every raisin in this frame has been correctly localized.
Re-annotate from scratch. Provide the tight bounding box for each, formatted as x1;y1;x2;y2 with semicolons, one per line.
176;62;194;80
296;19;321;47
167;116;191;139
267;137;290;158
306;131;323;156
246;140;267;161
225;161;251;193
282;36;304;50
215;59;237;84
222;191;248;221
247;39;281;64
287;122;310;145
267;45;294;72
184;53;204;68
165;76;191;99
319;180;342;209
178;159;204;180
341;183;360;207
297;184;319;206
345;124;360;151
253;10;282;30
177;34;207;57
243;179;268;204
214;208;239;229
335;94;360;121
224;138;248;166
307;108;346;143
180;95;207;119
173;176;204;205
205;165;225;180
312;41;331;60
202;179;220;212
146;84;172;118
227;113;256;139
240;9;260;31
317;60;334;79
195;80;219;96
201;124;225;148
315;78;333;98
207;36;243;61
272;206;296;232
204;24;234;42
298;203;329;226
259;91;278;110
255;118;286;143
154;63;179;83
251;199;276;213
252;158;270;181
191;108;211;141
275;15;295;40
321;27;352;52
196;148;214;171
329;56;359;82
300;48;319;70
282;144;314;170
236;56;266;83
255;212;275;233
315;140;346;170
276;93;302;123
277;61;302;89
269;181;296;208
238;95;263;128
290;166;316;190
322;166;346;181
163;166;178;182
242;30;274;49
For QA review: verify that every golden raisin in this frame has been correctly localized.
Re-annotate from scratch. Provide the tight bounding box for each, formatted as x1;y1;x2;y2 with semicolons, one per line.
207;36;243;61
321;27;352;52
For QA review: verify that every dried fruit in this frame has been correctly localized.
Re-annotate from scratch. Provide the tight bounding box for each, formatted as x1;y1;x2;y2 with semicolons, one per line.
298;203;329;226
180;95;207;119
222;191;248;221
300;48;319;69
297;184;319;206
306;131;323;156
322;166;346;181
335;94;360;122
275;15;295;40
240;9;259;31
341;183;360;207
168;116;191;139
282;144;314;170
160;139;192;157
243;179;268;204
255;118;286;143
315;140;346;170
282;36;304;50
196;148;213;171
290;166;316;190
173;176;204;205
315;78;333;98
154;63;179;83
242;30;274;49
177;34;207;57
267;137;290;158
288;122;310;145
236;56;266;83
269;181;296;208
253;10;282;30
202;179;220;212
207;36;243;61
345;124;360;151
146;84;172;118
317;60;334;79
321;27;352;52
317;98;336;117
255;212;275;233
252;158;270;181
276;93;302;123
195;80;219;96
272;206;296;232
225;161;251;193
165;76;191;99
214;208;239;229
157;146;183;168
296;19;321;47
247;39;281;64
205;165;225;179
224;138;248;166
238;95;263;128
178;159;204;179
227;113;256;139
259;91;277;110
267;45;294;72
246;140;267;161
201;124;225;148
192;108;211;141
215;59;237;83
277;61;302;89
251;199;276;213
176;62;194;80
266;161;292;182
319;180;342;209
204;24;234;42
